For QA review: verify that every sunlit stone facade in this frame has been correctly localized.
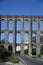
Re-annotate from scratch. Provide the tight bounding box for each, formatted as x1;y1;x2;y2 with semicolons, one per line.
0;15;43;56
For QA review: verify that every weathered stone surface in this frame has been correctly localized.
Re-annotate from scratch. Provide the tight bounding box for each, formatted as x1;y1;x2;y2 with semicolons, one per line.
0;16;43;56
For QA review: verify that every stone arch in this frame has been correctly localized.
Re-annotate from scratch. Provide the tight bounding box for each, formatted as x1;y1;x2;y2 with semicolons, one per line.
16;20;21;30
32;20;36;31
8;33;13;44
24;20;29;31
32;33;36;44
24;44;28;54
24;33;29;54
24;33;29;43
16;45;21;51
1;32;5;44
8;45;12;51
8;19;13;30
40;20;43;31
32;33;36;55
16;45;21;55
1;19;5;30
16;33;21;44
24;45;28;50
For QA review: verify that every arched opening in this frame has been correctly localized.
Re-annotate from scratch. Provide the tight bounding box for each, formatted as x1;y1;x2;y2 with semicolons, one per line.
41;45;43;55
24;45;28;54
16;45;21;55
1;20;5;30
16;33;21;44
24;33;29;43
32;20;36;55
8;45;12;51
40;20;43;31
24;20;29;31
32;33;36;55
1;33;5;44
8;33;13;44
24;33;29;54
32;20;36;31
16;20;21;30
16;33;21;55
8;45;12;54
40;33;43;44
8;20;13;30
32;33;36;44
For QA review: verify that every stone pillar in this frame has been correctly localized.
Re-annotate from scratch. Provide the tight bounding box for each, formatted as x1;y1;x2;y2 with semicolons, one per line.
36;17;40;56
21;17;24;55
28;18;32;56
5;18;8;49
12;18;16;53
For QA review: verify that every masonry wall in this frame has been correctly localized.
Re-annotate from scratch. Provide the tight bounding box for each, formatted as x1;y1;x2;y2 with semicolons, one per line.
0;16;43;56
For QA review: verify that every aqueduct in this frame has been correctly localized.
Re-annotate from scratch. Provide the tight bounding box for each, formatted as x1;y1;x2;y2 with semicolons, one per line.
0;15;43;56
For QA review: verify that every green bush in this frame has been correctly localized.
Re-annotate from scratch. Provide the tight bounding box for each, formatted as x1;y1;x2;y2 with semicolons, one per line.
0;45;20;63
1;50;8;60
9;55;20;63
0;45;4;53
32;56;37;58
0;45;12;61
0;45;5;57
38;55;41;58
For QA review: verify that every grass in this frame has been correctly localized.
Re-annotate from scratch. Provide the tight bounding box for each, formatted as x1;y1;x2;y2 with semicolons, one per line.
0;54;20;63
37;55;43;60
0;58;9;62
25;54;43;60
9;54;20;63
32;55;37;58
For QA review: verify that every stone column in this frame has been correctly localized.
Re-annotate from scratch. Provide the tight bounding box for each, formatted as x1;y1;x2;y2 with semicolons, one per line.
5;18;8;49
21;17;24;55
36;17;40;56
28;18;32;56
12;17;16;53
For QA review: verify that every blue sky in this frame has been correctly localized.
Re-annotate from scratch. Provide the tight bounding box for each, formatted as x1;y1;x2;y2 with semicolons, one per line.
0;0;43;43
0;0;43;15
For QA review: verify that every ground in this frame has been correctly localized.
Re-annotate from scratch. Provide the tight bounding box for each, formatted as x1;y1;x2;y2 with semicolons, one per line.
0;56;43;65
20;56;43;65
